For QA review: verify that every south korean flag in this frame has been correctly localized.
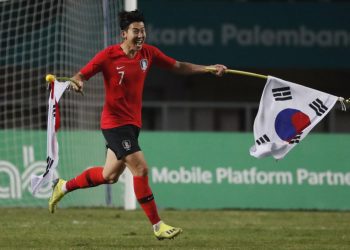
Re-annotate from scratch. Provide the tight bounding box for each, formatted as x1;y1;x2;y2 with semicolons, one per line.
31;80;70;195
250;76;338;160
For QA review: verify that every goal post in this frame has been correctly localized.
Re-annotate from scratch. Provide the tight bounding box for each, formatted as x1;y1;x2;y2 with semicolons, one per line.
124;0;137;11
0;0;137;210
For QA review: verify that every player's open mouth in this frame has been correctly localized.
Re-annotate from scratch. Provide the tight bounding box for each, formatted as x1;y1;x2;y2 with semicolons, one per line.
135;39;143;46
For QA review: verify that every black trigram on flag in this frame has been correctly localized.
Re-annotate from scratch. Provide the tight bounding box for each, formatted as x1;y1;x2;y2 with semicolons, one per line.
52;104;56;117
256;134;270;145
289;133;302;144
272;87;292;101
309;98;328;116
43;156;54;177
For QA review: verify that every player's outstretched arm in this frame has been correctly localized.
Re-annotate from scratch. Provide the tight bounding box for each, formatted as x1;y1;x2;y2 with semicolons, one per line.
171;61;227;76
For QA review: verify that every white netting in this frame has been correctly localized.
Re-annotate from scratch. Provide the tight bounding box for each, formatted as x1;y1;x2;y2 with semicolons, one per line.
0;0;126;207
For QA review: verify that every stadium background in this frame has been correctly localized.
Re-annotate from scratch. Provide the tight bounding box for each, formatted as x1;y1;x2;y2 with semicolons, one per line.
1;0;350;211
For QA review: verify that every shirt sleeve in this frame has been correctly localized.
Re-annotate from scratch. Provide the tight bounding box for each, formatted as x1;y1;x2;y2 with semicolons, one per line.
80;49;106;80
151;46;176;69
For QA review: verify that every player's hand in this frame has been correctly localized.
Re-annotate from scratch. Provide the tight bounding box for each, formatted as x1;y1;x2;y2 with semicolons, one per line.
208;64;227;76
69;79;84;93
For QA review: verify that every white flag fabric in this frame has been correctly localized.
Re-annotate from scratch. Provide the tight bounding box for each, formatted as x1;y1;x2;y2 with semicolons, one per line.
31;80;69;195
250;76;338;160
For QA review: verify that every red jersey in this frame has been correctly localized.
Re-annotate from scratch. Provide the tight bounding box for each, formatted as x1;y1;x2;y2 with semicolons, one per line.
80;44;176;129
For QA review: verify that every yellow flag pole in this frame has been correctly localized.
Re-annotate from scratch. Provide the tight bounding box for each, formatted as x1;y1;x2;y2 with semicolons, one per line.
45;74;84;95
205;67;350;107
225;69;268;80
205;67;268;80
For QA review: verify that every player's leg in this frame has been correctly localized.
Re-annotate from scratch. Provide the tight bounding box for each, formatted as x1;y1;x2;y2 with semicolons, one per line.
49;125;137;214
102;148;126;183
64;148;125;191
102;125;182;239
49;149;125;213
125;151;159;223
125;151;182;240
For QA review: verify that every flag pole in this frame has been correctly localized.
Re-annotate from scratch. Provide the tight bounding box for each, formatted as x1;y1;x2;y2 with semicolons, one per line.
205;67;268;79
205;67;350;107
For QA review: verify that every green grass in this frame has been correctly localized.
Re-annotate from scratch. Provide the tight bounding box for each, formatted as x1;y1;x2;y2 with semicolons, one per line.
1;208;350;250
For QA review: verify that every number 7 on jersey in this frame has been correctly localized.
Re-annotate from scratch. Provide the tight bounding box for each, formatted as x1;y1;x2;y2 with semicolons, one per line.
118;71;124;85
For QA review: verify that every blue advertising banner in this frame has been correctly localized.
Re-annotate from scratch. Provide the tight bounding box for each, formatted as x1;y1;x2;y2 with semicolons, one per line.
140;1;350;68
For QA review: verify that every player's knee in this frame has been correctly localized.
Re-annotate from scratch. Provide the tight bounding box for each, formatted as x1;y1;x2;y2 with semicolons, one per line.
103;173;120;184
136;164;148;176
107;177;118;184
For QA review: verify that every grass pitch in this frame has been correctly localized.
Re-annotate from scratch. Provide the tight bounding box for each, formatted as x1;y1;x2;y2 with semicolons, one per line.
1;208;350;250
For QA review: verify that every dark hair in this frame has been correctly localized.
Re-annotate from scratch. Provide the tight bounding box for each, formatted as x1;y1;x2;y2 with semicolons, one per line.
118;9;145;31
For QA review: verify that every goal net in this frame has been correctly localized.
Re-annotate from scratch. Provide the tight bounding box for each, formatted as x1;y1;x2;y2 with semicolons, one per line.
0;0;134;209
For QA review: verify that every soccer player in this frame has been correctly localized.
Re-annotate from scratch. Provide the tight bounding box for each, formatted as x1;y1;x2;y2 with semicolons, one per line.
49;9;227;240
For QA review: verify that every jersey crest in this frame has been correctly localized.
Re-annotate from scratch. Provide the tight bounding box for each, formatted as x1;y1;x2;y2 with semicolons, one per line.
140;59;148;71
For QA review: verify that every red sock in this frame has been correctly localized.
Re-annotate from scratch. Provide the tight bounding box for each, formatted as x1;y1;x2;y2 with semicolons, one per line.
133;176;161;225
66;166;107;192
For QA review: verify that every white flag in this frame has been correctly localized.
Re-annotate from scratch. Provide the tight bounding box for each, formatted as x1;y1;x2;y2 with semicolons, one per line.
30;80;69;195
250;76;338;160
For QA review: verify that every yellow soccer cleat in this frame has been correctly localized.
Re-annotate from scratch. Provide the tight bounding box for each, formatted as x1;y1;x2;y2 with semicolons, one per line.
154;222;183;240
48;179;66;214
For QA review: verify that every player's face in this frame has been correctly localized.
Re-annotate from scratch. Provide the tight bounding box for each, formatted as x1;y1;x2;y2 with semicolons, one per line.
122;22;146;50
